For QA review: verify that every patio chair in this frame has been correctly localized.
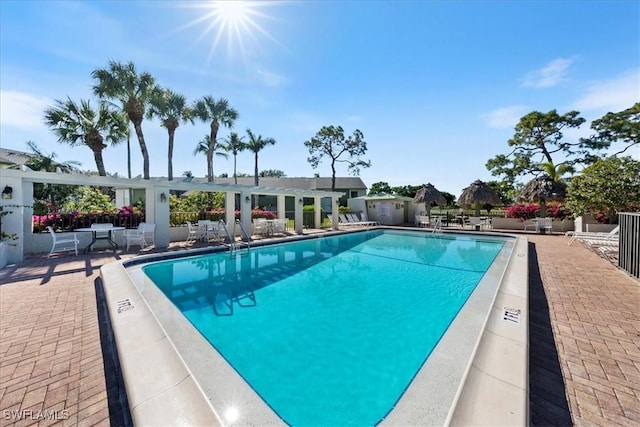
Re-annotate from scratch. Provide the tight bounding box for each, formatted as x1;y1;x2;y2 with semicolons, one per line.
597;245;618;262
467;217;483;230
47;226;79;257
272;218;287;234
197;220;212;241
360;211;380;226
252;218;268;236
536;217;553;233
580;235;619;250
204;221;222;242
141;223;155;246
123;222;147;250
567;225;619;246
186;221;200;243
339;214;357;226
417;215;430;228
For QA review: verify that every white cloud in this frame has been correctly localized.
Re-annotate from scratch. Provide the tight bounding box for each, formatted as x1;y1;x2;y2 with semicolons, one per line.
483;105;529;129
0;91;51;131
255;68;287;88
571;69;640;112
522;57;575;88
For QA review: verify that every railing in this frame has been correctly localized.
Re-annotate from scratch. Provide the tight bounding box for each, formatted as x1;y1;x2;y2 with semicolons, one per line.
618;212;640;279
33;212;143;233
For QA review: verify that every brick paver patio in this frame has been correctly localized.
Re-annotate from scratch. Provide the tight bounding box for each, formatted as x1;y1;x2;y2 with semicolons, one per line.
1;232;638;426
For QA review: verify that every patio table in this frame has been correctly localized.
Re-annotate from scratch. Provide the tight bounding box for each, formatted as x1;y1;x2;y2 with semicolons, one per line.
76;227;125;253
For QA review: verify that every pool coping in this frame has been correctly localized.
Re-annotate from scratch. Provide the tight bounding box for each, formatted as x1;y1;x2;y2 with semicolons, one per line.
99;227;529;426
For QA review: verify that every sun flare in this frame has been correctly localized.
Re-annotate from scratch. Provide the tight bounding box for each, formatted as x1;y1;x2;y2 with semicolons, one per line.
215;0;249;25
175;0;280;63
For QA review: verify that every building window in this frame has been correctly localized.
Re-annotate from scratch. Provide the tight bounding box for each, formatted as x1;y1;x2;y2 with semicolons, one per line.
350;191;358;198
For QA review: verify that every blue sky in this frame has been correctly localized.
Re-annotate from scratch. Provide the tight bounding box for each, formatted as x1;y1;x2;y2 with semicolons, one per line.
1;0;638;196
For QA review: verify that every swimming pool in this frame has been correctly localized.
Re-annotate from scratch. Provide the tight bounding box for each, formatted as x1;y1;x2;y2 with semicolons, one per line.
142;230;505;425
102;228;529;425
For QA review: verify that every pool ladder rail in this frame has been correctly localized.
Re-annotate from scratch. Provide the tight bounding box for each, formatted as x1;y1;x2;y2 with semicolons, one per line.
431;217;443;235
217;220;251;254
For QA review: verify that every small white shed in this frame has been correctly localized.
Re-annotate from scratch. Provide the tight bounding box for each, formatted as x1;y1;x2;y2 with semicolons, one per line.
348;193;415;225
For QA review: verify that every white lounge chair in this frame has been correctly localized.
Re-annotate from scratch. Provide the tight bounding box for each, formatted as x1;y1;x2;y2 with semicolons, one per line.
360;211;380;226
47;226;79;257
568;226;619;246
339;214;358;226
416;215;430;228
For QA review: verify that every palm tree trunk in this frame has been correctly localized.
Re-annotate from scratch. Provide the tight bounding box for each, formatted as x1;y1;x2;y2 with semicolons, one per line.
254;152;259;186
133;121;150;179
207;148;214;182
167;129;175;181
127;133;132;179
233;154;238;185
209;121;219;183
93;149;107;176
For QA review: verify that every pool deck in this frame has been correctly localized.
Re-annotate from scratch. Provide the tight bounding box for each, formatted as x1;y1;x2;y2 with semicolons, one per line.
0;229;639;426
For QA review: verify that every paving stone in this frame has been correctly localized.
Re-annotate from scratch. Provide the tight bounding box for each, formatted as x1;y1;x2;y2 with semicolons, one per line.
1;232;638;426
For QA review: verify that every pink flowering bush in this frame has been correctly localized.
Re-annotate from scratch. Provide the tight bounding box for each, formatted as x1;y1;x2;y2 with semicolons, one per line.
33;205;144;233
505;203;572;221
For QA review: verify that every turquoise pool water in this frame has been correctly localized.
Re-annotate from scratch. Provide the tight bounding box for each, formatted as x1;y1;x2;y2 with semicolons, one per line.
142;230;506;425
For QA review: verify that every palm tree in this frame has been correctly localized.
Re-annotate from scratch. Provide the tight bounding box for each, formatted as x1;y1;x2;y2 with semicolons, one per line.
193;136;229;178
19;141;81;207
221;132;246;184
148;89;193;180
192;96;238;182
245;129;276;186
44;97;128;176
540;161;575;184
20;140;81;173
92;60;160;179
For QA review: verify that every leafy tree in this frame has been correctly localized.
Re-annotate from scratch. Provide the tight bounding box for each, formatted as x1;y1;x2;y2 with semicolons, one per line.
182;170;194;180
486;110;603;184
92;60;160;179
220;132;246;184
368;181;393;195
440;191;456;207
304;125;371;191
565;156;640;222
67;187;116;213
172;191;225;212
391;184;423;198
193;135;229;176
259;169;286;178
486;180;519;206
193;96;238;182
148;89;193;180
245;129;276;186
44;97;128;176
584;102;639;156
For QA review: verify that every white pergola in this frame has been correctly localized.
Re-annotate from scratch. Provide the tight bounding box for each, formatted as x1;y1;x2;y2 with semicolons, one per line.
0;168;342;264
